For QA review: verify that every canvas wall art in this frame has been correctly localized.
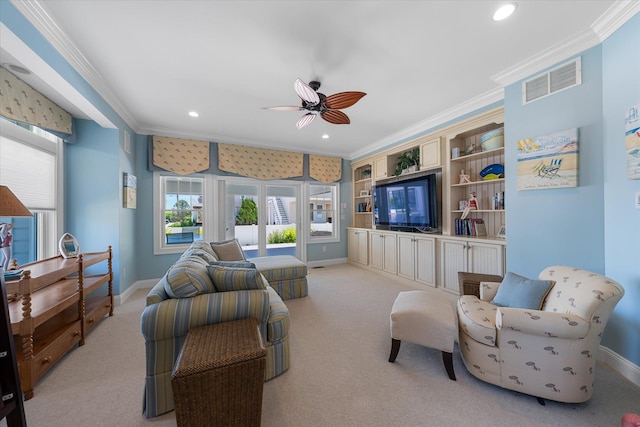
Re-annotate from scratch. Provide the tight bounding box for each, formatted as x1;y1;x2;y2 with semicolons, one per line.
517;128;579;191
123;172;137;209
625;104;640;180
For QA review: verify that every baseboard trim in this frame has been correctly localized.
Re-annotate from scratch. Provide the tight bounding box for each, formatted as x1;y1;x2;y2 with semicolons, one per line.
599;345;640;387
307;258;347;268
115;279;158;305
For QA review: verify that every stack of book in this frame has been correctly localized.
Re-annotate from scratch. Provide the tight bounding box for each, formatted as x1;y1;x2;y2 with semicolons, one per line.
3;269;23;281
454;218;487;236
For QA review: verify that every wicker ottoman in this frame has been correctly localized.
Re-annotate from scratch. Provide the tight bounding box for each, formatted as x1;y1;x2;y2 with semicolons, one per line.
388;291;457;380
171;318;266;427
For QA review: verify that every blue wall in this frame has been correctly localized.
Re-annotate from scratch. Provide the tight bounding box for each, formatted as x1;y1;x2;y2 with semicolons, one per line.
65;120;121;291
505;47;605;277
601;13;640;366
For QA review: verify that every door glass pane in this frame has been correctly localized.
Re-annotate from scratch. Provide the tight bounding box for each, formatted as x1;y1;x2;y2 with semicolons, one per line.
266;185;297;256
226;183;259;258
309;184;336;239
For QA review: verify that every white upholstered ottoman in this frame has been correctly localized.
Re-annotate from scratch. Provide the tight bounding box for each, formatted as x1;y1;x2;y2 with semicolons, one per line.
389;290;456;380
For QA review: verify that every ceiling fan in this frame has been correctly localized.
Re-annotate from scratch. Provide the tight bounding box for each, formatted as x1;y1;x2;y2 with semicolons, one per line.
264;79;366;129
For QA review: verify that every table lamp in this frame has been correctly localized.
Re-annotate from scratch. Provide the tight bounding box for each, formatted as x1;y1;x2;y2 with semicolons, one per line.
1;185;33;279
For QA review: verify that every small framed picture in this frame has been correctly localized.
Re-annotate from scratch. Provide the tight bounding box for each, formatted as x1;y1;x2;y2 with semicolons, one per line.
59;233;80;258
496;225;506;238
359;190;370;197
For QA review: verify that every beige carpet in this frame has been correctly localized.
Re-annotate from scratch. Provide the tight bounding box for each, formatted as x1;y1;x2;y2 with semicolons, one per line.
20;263;639;426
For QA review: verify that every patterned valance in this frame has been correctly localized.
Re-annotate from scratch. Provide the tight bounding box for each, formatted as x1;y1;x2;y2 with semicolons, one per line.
0;66;72;134
309;154;342;183
152;136;210;175
218;143;303;180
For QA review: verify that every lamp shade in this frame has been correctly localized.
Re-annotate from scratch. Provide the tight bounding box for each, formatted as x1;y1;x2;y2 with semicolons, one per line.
0;185;32;217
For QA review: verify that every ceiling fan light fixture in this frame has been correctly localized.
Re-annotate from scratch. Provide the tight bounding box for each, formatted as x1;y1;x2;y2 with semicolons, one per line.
493;3;517;21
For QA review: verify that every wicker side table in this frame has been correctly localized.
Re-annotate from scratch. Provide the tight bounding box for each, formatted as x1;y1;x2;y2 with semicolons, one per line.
171;318;266;427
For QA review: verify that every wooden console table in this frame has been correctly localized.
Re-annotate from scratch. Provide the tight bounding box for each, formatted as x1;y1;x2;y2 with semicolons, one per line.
5;247;113;399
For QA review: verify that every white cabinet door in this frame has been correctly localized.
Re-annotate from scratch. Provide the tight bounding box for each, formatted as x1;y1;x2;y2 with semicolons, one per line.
382;232;398;274
348;229;368;265
420;138;441;170
438;238;504;295
438;239;467;294
397;234;415;280
369;231;384;270
374;156;389;181
468;242;504;276
415;236;436;287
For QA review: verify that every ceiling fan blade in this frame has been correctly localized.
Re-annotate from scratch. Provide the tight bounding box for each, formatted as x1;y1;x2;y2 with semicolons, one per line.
324;91;366;109
294;79;320;105
296;112;317;129
321;109;350;125
263;106;305;111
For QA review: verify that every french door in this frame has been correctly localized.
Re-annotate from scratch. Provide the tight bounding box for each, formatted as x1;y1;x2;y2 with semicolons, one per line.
221;178;302;259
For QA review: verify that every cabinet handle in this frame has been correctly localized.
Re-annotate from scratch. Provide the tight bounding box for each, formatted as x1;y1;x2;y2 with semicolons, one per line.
42;356;51;365
74;331;81;337
88;318;95;324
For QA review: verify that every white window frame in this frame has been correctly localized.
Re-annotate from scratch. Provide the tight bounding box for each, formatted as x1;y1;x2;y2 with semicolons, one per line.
305;182;340;244
153;172;217;255
0;119;63;260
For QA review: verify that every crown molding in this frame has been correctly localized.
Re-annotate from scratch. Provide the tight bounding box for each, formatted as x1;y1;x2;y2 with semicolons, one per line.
10;0;139;131
592;0;640;41
492;1;639;87
348;87;504;160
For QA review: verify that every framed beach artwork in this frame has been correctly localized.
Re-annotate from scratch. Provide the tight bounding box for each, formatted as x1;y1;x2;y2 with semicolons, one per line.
625;104;640;180
123;172;137;209
517;128;579;191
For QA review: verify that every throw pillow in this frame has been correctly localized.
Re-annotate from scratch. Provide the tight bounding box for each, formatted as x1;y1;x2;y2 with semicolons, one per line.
163;257;216;298
207;265;266;292
491;271;554;310
210;260;256;269
210;238;246;261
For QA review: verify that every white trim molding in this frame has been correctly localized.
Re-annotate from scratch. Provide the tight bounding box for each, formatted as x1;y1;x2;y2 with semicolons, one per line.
599;345;640;388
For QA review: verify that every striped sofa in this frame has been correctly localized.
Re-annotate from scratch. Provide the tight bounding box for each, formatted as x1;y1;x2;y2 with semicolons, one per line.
141;241;290;418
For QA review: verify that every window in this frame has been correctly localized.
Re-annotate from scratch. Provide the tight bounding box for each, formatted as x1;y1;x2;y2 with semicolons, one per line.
0;118;62;264
308;183;339;243
154;173;214;254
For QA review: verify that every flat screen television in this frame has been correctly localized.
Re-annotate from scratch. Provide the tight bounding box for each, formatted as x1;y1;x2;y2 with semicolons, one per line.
373;173;440;232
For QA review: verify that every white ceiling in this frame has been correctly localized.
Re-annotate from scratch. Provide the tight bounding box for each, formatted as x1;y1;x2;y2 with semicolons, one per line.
2;1;636;159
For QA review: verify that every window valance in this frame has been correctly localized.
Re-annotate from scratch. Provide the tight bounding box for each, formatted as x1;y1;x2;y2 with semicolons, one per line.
0;66;72;135
218;143;303;180
152;136;210;175
309;154;342;183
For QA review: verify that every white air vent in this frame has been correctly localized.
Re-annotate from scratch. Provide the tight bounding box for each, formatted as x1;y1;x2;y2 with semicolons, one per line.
523;57;581;104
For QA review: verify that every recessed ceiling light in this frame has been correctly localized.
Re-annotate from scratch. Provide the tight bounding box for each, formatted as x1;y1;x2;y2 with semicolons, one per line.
188;111;199;118
2;63;31;75
493;3;517;21
322;134;329;139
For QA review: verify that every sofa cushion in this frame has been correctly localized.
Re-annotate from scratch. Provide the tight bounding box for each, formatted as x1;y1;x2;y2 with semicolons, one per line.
210;238;246;261
187;240;218;258
249;255;307;281
491;271;554;310
457;295;498;346
207;265;267;292
163;256;216;298
182;248;218;263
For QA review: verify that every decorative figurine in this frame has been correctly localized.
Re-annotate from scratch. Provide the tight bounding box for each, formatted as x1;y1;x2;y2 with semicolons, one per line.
0;223;14;270
459;170;471;184
460;192;478;219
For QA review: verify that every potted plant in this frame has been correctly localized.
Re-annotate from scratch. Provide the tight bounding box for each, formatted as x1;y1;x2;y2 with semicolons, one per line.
395;147;420;176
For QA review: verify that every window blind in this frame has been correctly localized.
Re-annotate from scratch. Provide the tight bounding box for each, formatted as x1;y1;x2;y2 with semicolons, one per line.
0;135;56;209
